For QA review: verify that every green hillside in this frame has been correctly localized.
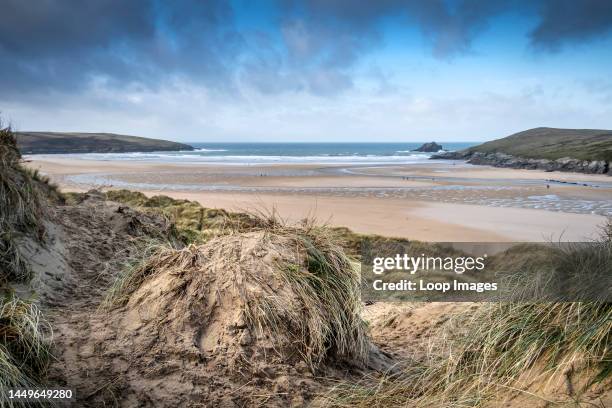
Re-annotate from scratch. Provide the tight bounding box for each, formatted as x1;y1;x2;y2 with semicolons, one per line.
16;131;193;154
467;127;612;161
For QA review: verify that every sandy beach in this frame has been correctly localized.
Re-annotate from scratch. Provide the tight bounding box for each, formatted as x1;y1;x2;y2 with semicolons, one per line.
26;156;611;242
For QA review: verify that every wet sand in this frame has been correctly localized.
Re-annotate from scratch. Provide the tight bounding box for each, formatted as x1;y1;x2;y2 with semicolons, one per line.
27;157;611;242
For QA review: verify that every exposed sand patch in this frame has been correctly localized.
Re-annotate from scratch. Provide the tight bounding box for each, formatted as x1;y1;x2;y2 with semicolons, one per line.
410;201;604;242
136;191;605;242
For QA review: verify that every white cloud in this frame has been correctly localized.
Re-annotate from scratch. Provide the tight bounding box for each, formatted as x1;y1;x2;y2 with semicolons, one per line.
4;76;611;142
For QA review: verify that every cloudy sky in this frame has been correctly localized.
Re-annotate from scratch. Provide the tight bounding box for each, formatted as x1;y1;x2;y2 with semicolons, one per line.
1;0;612;142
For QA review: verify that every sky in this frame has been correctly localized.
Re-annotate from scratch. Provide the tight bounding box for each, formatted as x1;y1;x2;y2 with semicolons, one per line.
1;0;612;142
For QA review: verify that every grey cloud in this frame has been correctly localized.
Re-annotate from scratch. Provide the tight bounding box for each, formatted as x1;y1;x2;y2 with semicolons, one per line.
0;0;153;56
0;0;242;96
256;0;507;94
529;0;612;50
279;0;612;60
1;0;611;99
408;0;509;58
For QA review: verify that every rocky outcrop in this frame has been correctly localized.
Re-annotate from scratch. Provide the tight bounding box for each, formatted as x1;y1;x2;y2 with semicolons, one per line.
431;151;467;160
431;151;610;175
414;142;443;152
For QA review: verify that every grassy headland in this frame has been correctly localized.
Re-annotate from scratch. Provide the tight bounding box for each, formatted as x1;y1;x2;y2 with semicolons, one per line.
433;127;612;174
465;127;612;162
15;131;193;154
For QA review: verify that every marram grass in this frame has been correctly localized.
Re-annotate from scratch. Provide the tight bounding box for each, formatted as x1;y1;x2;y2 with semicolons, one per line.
0;125;47;283
323;223;612;407
102;211;369;371
0;295;51;407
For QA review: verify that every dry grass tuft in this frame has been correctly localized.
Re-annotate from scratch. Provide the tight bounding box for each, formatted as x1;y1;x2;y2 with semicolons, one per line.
104;212;370;371
247;214;369;369
101;239;186;310
0;121;56;405
325;228;612;407
96;189;259;244
329;305;610;407
0;294;51;407
0;124;47;282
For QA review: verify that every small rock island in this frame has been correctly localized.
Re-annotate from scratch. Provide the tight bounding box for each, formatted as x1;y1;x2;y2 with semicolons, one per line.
414;142;443;152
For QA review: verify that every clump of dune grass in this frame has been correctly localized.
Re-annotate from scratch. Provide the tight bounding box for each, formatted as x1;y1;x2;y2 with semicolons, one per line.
100;209;283;310
103;211;370;371
552;218;612;303
98;189;260;244
0;124;46;283
22;167;63;204
325;227;612;407
247;214;369;369
0;294;51;406
490;222;612;303
328;304;610;407
100;239;186;309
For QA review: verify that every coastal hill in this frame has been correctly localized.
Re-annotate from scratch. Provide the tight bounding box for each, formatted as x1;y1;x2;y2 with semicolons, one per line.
464;127;612;161
15;131;194;154
433;127;612;174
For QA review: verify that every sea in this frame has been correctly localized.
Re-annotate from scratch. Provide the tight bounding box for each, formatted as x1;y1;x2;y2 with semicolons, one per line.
48;142;476;164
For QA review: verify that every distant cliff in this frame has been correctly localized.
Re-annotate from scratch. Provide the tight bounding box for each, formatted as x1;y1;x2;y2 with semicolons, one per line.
432;127;612;175
16;132;194;154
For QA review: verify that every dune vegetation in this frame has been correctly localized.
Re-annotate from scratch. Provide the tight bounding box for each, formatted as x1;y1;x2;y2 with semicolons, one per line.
327;303;610;406
105;216;371;370
325;227;612;407
0;296;51;402
94;186;611;405
0;125;54;405
0;126;47;282
65;189;262;245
